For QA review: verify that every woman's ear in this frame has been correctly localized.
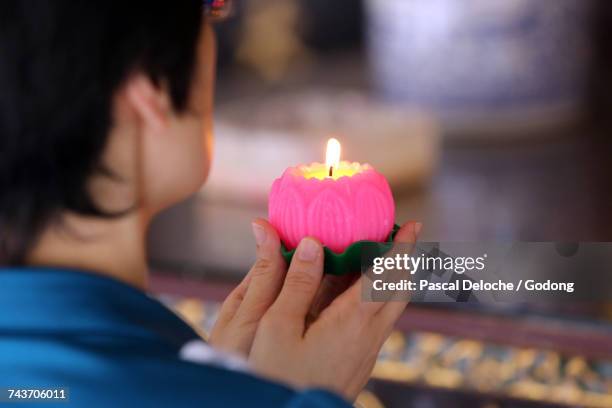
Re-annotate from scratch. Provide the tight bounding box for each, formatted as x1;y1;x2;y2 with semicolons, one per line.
124;74;172;133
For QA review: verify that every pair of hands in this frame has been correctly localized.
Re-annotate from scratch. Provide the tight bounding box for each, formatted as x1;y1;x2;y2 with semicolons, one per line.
209;219;420;401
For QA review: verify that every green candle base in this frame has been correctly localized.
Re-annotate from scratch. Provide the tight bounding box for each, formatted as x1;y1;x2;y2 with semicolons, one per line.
280;224;400;275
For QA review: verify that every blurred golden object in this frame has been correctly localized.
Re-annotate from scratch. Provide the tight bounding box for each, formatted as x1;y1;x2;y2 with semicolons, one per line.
173;298;210;339
235;0;311;81
552;379;584;404
565;357;589;378
380;331;406;360
532;351;561;384
470;360;506;392
440;339;483;366
354;390;385;408
423;366;463;388
415;333;446;356
374;330;612;407
174;298;205;327
514;349;538;373
373;361;422;384
508;380;550;401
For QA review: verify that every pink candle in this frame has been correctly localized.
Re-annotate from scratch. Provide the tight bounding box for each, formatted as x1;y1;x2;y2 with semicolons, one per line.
269;138;395;253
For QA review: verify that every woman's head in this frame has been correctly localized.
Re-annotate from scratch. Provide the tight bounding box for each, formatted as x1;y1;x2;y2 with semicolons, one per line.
0;0;216;263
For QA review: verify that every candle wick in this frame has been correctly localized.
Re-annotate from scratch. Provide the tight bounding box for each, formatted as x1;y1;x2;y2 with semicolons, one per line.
329;166;333;177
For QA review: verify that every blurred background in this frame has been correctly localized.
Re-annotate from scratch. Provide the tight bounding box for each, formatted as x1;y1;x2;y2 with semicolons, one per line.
148;1;612;406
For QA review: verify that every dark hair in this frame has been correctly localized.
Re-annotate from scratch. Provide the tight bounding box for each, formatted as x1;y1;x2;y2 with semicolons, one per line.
0;1;203;264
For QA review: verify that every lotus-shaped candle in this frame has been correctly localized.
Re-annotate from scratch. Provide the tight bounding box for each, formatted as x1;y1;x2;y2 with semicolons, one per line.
269;138;395;254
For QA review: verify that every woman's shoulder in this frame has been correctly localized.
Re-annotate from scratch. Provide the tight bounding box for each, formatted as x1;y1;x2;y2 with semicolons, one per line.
0;267;350;407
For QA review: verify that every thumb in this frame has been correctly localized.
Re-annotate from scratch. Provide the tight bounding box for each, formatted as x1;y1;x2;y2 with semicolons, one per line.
375;220;423;324
270;237;324;333
394;221;422;244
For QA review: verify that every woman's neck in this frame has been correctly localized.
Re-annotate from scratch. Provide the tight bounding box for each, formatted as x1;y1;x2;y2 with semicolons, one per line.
27;210;150;290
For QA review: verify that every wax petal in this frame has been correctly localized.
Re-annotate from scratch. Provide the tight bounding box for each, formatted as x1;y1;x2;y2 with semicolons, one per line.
307;189;352;253
269;165;395;253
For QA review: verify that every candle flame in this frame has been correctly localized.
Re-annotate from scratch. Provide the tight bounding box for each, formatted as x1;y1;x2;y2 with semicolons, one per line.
325;138;341;177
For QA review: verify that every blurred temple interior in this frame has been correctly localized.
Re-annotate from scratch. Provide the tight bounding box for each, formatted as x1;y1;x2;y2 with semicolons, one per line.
147;1;612;407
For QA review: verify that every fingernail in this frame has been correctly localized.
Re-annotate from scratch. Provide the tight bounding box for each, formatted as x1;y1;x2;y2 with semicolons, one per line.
296;238;320;262
414;222;423;236
252;222;267;246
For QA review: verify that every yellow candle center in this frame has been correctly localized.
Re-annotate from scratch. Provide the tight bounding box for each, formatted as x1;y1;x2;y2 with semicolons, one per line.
301;161;367;180
298;137;369;180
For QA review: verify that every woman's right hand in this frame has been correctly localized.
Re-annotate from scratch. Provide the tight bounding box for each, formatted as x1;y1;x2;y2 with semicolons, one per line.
248;221;420;401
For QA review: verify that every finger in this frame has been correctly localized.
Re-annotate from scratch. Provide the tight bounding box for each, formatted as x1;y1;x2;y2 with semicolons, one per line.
375;295;409;335
234;219;286;324
330;222;423;318
377;221;422;324
214;273;252;328
394;220;422;243
271;237;324;331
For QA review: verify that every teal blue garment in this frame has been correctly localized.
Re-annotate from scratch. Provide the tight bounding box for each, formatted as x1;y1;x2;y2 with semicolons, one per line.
0;268;351;408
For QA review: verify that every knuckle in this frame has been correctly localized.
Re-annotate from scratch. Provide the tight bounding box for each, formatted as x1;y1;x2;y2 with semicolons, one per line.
284;271;317;294
250;258;274;276
242;297;274;318
226;288;245;304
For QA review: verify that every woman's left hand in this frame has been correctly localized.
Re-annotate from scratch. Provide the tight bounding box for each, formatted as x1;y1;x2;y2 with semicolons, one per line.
209;219;286;357
209;219;359;357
